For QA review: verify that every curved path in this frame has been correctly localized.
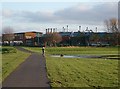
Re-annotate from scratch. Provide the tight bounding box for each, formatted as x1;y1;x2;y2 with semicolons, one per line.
2;47;50;88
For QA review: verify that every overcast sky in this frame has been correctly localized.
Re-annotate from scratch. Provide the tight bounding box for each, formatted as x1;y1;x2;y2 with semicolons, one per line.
0;0;118;34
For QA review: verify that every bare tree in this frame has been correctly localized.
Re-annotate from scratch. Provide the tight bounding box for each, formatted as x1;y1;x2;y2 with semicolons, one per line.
104;20;110;32
2;26;14;45
104;18;120;45
104;18;119;33
44;32;62;47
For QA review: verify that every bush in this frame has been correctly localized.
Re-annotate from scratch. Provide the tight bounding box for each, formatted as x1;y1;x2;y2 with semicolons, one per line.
2;47;17;54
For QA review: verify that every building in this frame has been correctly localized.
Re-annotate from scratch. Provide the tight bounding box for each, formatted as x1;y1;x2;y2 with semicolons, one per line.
58;31;111;46
14;32;25;46
2;31;43;46
2;30;113;47
24;31;43;46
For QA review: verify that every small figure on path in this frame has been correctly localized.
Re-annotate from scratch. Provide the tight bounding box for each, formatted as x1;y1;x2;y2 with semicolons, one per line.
42;47;45;56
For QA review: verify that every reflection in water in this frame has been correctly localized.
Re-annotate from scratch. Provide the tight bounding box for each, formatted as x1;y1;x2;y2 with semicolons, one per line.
51;55;119;60
51;55;101;58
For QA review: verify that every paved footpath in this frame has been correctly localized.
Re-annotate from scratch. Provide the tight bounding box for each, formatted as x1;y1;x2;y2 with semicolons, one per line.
2;47;50;89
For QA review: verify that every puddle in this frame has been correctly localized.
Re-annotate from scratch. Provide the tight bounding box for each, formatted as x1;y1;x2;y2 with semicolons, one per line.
51;55;102;58
51;55;119;60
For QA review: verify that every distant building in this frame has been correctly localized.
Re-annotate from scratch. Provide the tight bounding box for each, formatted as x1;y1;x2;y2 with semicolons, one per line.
24;31;42;46
2;30;113;46
57;31;112;46
2;31;43;46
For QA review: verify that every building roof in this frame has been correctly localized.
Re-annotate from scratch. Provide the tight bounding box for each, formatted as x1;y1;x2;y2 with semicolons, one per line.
59;32;72;36
14;31;43;34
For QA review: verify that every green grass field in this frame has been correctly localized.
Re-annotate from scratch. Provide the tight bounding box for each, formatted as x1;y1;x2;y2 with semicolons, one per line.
23;47;42;53
46;47;118;55
46;57;118;87
23;46;118;55
1;46;30;82
24;46;119;88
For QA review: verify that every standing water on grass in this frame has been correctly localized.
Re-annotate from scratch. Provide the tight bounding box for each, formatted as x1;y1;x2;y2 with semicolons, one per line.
51;55;101;58
51;55;119;60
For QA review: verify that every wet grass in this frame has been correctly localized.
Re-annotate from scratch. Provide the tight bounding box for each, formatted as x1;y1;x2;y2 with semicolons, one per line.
23;47;42;53
23;46;118;55
46;47;119;87
46;47;118;55
1;46;30;82
46;56;119;87
23;46;119;87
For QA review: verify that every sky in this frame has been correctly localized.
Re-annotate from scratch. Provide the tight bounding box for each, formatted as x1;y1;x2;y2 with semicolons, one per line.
0;0;119;34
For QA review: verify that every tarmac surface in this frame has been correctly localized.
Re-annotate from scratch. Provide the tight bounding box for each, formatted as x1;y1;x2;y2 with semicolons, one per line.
2;47;50;89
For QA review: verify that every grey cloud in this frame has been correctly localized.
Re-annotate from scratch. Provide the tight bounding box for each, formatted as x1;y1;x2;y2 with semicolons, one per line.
3;2;118;25
11;11;59;23
54;2;118;24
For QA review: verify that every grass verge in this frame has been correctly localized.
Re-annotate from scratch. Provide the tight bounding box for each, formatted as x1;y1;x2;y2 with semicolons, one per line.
23;47;42;53
1;46;30;82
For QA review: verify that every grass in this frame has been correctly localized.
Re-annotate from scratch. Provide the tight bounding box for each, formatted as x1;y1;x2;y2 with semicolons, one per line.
46;47;118;55
0;46;2;83
23;46;119;87
1;47;17;54
46;56;119;87
23;46;118;55
1;46;30;82
23;47;42;53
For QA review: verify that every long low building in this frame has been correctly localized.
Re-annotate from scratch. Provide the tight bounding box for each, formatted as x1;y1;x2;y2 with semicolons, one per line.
2;31;43;46
2;31;114;46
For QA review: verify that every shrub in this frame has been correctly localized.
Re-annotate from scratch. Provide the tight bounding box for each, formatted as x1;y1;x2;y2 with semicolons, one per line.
2;47;17;54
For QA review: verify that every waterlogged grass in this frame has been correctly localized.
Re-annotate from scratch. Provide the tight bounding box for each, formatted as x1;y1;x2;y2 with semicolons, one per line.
23;46;119;87
46;56;119;87
46;47;119;87
23;46;118;55
46;47;118;55
2;47;30;81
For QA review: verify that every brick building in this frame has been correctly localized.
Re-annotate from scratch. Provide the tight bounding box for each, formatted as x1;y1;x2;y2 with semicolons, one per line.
2;31;43;46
